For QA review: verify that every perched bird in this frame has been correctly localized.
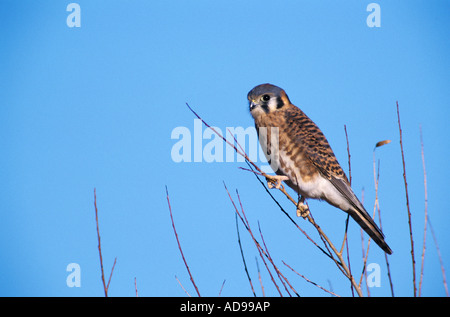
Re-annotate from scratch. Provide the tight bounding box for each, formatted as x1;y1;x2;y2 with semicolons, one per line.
248;83;392;254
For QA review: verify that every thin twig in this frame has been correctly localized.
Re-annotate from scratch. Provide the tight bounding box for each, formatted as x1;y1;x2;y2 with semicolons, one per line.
134;277;138;297
419;126;427;296
218;280;226;297
374;159;394;297
307;211;362;296
225;185;283;296
375;173;394;297
344;125;352;185
359;154;380;296
187;103;255;170
282;261;340;297
255;257;265;297
94;188;116;297
396;101;416;296
427;217;449;296
418;127;448;296
94;188;107;296
343;125;354;296
175;275;191;297
359;226;369;292
358;189;369;292
166;186;201;297
373;140;394;296
106;257;117;293
257;221;300;297
134;277;139;297
235;213;257;297
343;216;354;296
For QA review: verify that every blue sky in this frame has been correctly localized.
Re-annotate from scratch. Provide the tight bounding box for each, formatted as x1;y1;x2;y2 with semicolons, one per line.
0;0;449;297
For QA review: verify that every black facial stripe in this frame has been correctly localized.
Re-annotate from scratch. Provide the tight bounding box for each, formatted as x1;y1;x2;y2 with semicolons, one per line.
276;96;284;109
261;104;270;113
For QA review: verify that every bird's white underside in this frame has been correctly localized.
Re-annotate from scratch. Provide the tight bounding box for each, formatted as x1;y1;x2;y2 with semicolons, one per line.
278;150;352;212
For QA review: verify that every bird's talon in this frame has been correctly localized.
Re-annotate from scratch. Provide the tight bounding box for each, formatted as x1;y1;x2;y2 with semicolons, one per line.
266;175;289;189
296;202;310;218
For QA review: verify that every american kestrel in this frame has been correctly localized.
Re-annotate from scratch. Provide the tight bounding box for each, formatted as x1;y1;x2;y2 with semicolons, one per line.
248;83;392;254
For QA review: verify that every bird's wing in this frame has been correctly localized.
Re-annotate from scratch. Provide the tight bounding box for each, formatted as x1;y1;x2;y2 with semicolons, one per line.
283;105;348;182
284;105;392;253
284;106;379;227
286;106;392;248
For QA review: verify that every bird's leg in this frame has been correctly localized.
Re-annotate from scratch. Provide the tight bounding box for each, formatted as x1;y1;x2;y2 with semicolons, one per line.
266;175;289;189
296;195;310;218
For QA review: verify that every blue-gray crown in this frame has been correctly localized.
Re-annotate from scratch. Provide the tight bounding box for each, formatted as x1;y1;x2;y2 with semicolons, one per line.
247;83;284;100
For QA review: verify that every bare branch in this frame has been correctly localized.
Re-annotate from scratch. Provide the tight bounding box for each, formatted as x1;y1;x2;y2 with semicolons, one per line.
372;140;394;296
255;257;265;297
94;188;116;297
235;213;257;297
419;128;449;296
166;186;201;297
223;184;283;296
343;124;354;296
218;280;226;297
428;217;449;296
282;261;340;297
257;221;300;297
106;257;117;293
419;126;427;297
344;124;352;185
396;101;416;296
134;277;138;297
175;275;191;297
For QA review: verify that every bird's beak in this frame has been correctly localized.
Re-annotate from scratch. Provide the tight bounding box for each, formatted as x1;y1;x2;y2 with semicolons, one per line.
249;100;257;111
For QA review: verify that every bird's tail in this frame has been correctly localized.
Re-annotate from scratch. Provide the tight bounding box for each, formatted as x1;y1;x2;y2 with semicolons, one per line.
349;206;393;255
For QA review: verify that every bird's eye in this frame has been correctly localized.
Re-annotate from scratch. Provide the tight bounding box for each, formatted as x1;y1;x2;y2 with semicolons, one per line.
262;94;271;102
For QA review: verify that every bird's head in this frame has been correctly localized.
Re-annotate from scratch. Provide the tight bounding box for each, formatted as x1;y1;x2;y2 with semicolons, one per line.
247;83;291;119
